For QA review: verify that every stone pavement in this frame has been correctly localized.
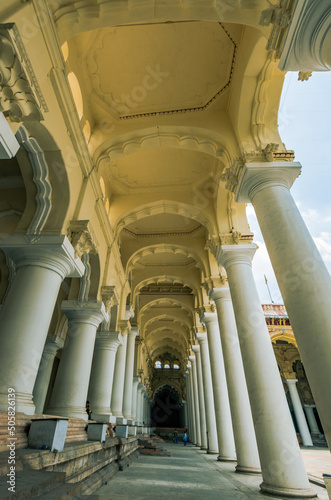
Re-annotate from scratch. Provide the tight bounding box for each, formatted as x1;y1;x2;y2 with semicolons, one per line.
96;443;330;500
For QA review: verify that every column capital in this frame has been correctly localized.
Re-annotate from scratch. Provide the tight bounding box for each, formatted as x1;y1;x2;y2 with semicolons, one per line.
217;244;257;269
44;335;64;356
95;331;123;351
196;332;208;345
186;363;192;372
286;378;299;385
101;285;119;313
61;300;108;328
137;382;144;392
191;345;200;354
129;326;139;338
208;287;231;303
233;162;301;204
118;319;131;335
188;354;196;364
0;234;84;279
133;376;141;387
200;311;218;325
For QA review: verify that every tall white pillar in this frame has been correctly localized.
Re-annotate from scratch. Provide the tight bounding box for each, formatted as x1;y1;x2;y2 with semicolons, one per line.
182;401;188;429
131;376;140;422
303;405;320;436
200;312;236;461
88;331;122;422
136;383;143;425
111;322;129;423
210;287;260;473
191;349;207;449
48;301;107;420
33;335;64;414
286;379;313;446
187;364;197;444
123;327;139;421
185;370;195;442
0;235;84;414
228;161;331;447
188;356;201;447
218;244;315;498
196;333;219;454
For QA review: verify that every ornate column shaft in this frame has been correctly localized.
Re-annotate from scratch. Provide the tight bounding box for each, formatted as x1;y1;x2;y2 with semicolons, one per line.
88;331;123;422
199;311;236;461
111;322;129;422
218;244;315;498
33;335;64;414
303;405;320;436
184;370;195;442
191;347;207;450
131;376;140;422
196;333;219;454
123;327;139;421
48;300;107;420
286;379;313;446
231;161;331;448
188;354;202;447
0;235;84;415
209;287;260;473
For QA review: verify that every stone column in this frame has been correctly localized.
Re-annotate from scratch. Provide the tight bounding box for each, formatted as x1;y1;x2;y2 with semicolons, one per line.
187;364;197;444
111;322;129;423
303;405;320;436
191;347;207;450
228;161;331;448
209;287;260;473
47;300;107;420
196;333;219;454
88;331;122;422
0;235;84;414
184;371;194;442
136;383;143;425
123;327;139;422
286;379;313;446
182;401;188;429
199;311;236;462
131;376;140;422
218;244;315;498
33;335;64;414
189;355;201;447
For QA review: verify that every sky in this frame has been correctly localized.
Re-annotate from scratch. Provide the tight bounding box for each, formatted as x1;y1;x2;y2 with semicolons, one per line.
248;71;331;304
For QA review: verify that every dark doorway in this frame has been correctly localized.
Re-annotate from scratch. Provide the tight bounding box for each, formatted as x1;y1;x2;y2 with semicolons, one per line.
152;385;181;427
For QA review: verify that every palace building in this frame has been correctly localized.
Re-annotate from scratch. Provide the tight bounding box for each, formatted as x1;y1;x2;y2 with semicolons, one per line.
0;1;330;498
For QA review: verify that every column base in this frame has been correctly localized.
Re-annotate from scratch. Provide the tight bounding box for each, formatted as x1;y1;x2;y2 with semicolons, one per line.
0;391;35;416
235;465;261;475
207;450;219;455
115;417;127;424
200;446;208;451
92;413;117;424
125;419;135;425
46;406;88;421
260;482;317;498
217;455;237;462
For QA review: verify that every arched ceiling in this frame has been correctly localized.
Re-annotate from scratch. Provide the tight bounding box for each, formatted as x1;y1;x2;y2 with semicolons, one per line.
51;0;286;395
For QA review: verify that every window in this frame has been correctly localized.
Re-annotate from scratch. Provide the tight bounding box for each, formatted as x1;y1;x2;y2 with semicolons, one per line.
155;360;162;369
164;360;170;369
173;361;180;369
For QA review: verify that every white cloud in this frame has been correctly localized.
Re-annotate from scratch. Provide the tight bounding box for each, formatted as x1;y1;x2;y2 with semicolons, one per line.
313;232;331;263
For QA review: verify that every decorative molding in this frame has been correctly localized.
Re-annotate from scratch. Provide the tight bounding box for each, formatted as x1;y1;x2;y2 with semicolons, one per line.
259;0;296;57
101;285;119;313
0;23;47;121
15;125;52;235
221;146;295;193
68;220;98;258
298;71;312;82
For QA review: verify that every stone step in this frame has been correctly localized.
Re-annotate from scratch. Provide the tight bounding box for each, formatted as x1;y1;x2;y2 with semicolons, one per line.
35;481;82;499
0;470;65;500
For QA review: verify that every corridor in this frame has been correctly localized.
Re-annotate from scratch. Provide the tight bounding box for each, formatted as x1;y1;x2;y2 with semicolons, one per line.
96;444;329;500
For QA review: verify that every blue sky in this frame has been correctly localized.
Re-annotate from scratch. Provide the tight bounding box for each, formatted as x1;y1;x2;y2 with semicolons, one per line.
248;71;331;303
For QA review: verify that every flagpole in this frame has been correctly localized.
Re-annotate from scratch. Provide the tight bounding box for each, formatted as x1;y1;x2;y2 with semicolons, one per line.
264;275;274;303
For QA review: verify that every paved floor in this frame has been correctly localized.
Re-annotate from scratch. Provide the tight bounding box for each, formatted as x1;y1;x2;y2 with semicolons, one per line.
96;443;330;500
